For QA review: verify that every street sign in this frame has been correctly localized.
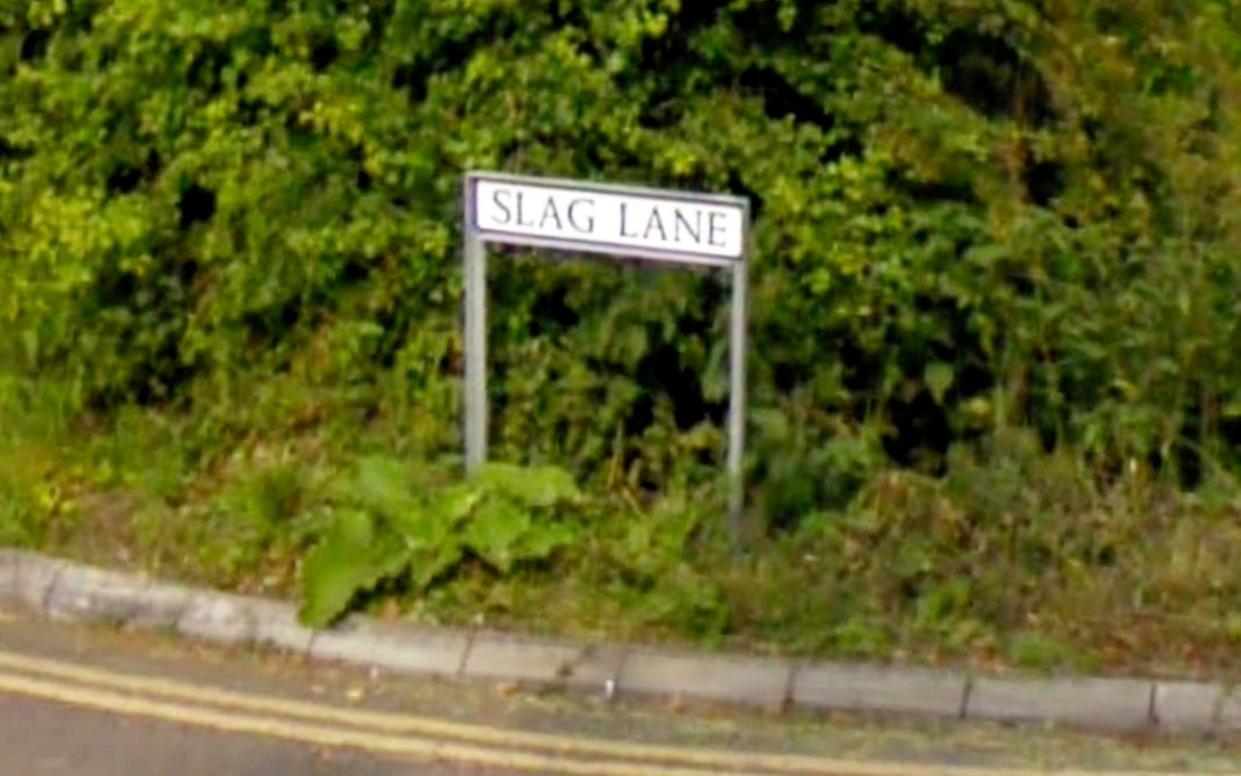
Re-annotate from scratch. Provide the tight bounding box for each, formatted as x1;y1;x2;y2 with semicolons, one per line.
461;172;750;533
467;173;747;267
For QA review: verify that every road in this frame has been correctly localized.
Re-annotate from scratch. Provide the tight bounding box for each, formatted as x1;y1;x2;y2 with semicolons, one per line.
0;692;449;776
0;611;1238;776
0;616;491;775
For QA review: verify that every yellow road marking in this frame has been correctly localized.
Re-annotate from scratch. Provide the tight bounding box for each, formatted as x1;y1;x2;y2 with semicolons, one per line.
0;650;1188;776
0;669;733;776
0;649;862;775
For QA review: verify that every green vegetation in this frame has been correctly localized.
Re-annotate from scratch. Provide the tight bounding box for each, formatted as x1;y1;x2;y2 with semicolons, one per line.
300;459;581;626
3;0;1241;674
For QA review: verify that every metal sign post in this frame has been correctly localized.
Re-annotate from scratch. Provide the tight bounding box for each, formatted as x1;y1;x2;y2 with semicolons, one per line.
462;171;750;534
463;230;488;475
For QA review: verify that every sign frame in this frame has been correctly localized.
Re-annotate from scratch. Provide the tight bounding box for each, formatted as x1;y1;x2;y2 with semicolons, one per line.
462;171;750;531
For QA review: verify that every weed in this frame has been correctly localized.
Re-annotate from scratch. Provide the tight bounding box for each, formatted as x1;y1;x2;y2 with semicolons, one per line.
298;458;582;627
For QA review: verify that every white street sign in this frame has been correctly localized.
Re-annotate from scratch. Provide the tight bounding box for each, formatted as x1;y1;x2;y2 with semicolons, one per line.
461;171;750;535
466;173;748;267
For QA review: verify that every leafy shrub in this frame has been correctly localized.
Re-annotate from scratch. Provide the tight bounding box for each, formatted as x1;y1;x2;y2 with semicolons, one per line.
299;458;580;626
3;0;1240;518
3;0;1241;668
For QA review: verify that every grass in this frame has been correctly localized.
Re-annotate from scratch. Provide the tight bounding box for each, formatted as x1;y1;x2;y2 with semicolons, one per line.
4;369;1241;681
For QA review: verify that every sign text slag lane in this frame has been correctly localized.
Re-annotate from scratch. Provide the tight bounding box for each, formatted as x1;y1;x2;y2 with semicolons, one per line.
474;179;745;262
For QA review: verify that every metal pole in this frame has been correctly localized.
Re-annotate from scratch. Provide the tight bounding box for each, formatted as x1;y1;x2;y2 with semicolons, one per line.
727;258;748;538
464;234;487;475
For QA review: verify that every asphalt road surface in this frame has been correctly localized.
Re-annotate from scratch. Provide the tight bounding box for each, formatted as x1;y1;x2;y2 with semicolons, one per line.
0;616;527;776
0;691;472;776
2;612;1241;776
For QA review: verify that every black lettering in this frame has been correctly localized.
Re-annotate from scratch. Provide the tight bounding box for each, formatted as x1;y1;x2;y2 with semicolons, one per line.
491;188;513;225
643;207;668;241
516;191;536;227
567;198;595;233
538;197;563;230
619;203;639;238
708;211;728;247
673;208;702;244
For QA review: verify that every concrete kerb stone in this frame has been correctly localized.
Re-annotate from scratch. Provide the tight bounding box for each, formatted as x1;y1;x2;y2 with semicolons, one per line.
6;549;1241;735
10;552;67;615
462;632;583;686
967;675;1155;730
246;597;315;654
1213;685;1241;731
461;633;627;695
173;591;313;653
1153;680;1223;732
177;590;261;646
791;662;968;719
0;549;21;609
309;616;470;679
617;648;792;709
561;643;629;696
45;562;192;628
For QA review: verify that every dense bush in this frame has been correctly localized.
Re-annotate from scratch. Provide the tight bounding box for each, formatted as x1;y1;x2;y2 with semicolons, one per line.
4;1;1241;668
5;0;1241;516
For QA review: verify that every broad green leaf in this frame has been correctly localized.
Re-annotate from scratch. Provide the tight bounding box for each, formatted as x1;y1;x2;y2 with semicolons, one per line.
514;519;577;561
924;362;954;406
425;483;483;524
462;497;532;573
298;509;409;628
408;542;465;590
477;463;580;508
342;456;418;521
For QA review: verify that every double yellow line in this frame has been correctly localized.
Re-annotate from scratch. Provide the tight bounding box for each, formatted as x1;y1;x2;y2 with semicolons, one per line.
0;649;1166;776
